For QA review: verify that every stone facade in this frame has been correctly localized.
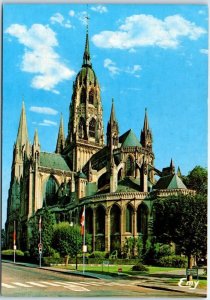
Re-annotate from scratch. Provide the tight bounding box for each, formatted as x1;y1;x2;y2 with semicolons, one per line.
5;28;195;253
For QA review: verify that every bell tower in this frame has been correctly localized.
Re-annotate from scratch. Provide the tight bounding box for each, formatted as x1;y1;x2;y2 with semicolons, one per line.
64;22;104;171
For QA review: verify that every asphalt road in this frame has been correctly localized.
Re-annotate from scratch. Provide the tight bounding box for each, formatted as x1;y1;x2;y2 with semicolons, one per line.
1;262;199;297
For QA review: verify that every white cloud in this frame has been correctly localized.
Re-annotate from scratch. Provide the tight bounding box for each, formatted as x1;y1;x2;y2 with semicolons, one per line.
5;23;75;93
104;58;120;75
104;58;141;77
92;14;206;50
91;5;108;14
50;13;72;28
126;64;142;76
69;10;75;17
30;106;58;115
39;119;57;126
200;49;208;55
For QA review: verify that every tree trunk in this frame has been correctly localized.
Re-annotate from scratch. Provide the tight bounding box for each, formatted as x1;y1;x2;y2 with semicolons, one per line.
187;254;193;281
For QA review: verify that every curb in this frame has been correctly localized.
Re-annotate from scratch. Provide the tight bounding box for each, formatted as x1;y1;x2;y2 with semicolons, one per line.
136;283;206;297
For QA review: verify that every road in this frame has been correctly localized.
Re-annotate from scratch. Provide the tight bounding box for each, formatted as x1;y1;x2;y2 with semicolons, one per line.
1;262;200;297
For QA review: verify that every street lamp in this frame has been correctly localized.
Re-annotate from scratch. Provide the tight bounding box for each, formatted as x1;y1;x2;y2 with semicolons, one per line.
70;220;78;270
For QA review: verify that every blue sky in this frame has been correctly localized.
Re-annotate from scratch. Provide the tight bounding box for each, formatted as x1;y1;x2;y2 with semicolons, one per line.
2;4;208;226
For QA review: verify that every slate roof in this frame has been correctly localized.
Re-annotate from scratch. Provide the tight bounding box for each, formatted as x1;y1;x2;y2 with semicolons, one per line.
119;129;142;148
153;174;187;190
40;152;70;171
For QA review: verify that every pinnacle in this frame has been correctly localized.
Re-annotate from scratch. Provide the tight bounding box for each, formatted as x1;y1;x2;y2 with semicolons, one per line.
16;102;29;147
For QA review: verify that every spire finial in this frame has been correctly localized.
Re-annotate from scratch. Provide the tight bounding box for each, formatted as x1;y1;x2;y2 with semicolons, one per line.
33;128;39;146
110;98;117;123
85;4;89;33
55;113;65;153
82;7;91;67
143;108;149;131
16;101;28;147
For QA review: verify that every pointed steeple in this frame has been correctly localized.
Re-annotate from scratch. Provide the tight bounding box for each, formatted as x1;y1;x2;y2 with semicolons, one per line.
170;158;175;175
33;129;39;146
16;101;28;148
140;108;152;149
82;17;91;67
110;98;117;124
107;99;119;147
143;108;149;131
32;129;40;160
56;114;65;154
177;166;182;177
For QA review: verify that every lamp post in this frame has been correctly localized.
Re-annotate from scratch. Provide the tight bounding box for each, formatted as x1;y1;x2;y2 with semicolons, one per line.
70;220;78;270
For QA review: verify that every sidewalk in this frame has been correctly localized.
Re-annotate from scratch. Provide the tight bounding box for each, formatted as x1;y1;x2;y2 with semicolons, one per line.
2;260;207;297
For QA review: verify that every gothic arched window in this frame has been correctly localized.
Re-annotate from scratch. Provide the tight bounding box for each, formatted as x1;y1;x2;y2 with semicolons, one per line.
89;118;96;138
80;88;86;104
125;156;134;176
79;117;86;139
126;204;133;233
89;89;94;104
45;176;58;206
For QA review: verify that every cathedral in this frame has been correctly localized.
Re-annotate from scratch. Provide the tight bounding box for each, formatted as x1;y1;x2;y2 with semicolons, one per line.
5;27;193;254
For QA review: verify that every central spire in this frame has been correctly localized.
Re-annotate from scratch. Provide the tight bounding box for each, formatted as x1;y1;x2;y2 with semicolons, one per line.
82;14;92;67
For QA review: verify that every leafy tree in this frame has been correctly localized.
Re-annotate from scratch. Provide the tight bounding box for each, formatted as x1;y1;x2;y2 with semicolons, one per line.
52;222;89;258
183;166;207;195
153;194;207;275
1;229;6;250
29;209;55;257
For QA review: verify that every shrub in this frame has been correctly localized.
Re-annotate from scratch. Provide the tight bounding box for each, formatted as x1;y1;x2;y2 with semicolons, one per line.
42;256;64;266
132;262;149;272
158;255;187;268
89;251;108;259
2;249;24;256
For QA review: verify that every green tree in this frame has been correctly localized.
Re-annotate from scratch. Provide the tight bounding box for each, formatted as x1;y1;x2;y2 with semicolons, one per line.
1;229;6;250
183;166;207;195
29;209;55;257
153;194;207;276
51;222;83;259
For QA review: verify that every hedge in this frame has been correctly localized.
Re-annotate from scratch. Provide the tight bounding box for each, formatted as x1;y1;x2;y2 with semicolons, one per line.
157;255;187;268
2;249;24;256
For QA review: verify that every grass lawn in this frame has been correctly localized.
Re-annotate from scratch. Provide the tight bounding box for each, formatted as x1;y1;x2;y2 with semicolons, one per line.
55;264;182;275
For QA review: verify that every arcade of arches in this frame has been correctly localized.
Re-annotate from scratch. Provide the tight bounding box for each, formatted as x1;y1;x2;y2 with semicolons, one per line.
63;201;150;253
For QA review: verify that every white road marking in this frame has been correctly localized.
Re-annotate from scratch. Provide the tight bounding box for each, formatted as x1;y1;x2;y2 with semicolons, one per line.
78;281;103;286
26;282;47;287
78;281;131;287
54;281;90;292
12;282;32;288
39;281;62;287
2;283;16;289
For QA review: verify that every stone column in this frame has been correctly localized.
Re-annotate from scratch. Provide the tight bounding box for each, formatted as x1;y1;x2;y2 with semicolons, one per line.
92;208;96;252
133;209;138;256
120;206;125;253
133;209;137;238
105;210;110;252
28;168;33;217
